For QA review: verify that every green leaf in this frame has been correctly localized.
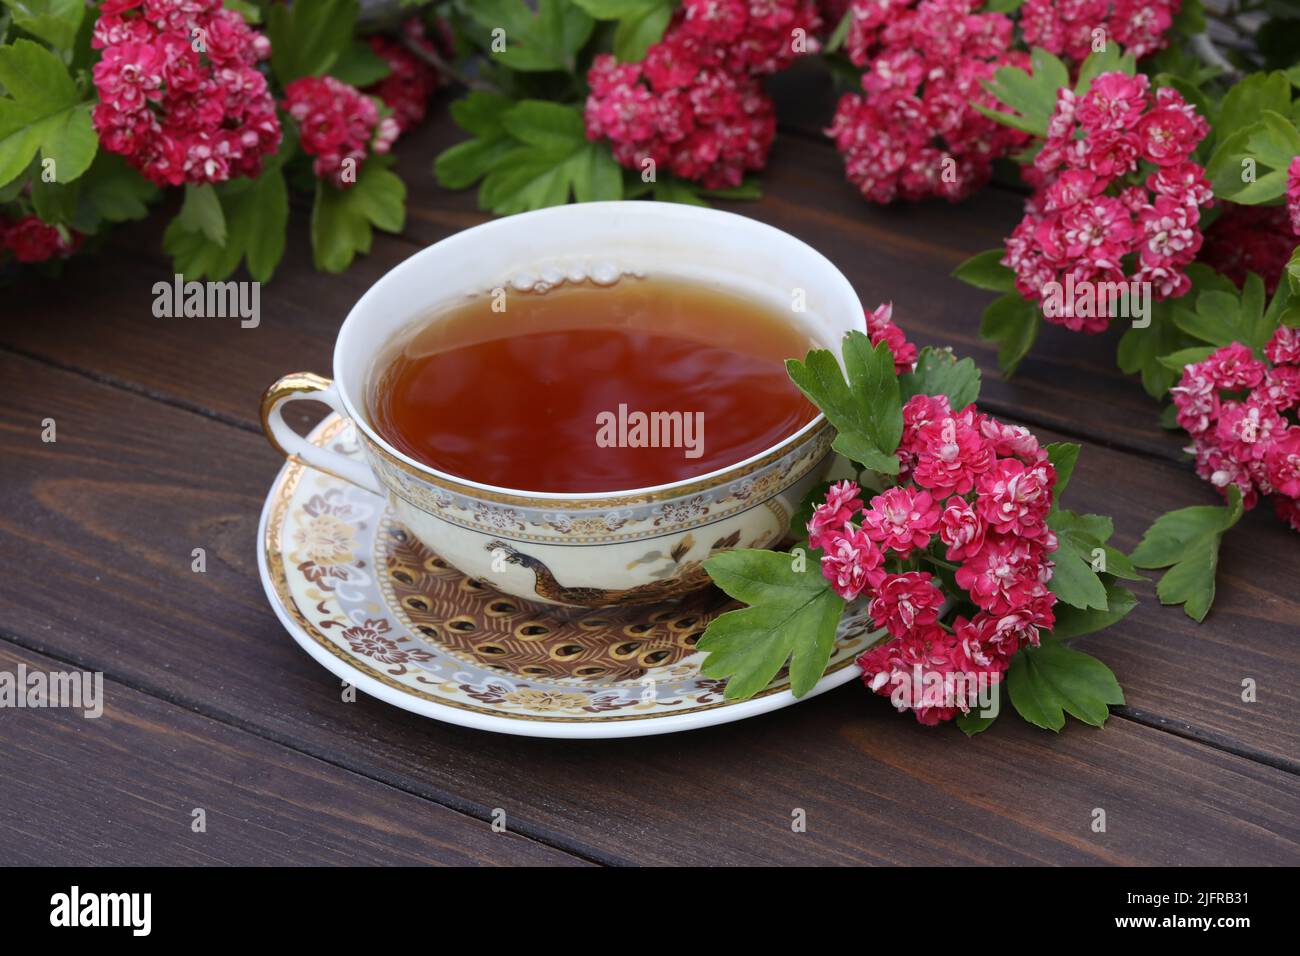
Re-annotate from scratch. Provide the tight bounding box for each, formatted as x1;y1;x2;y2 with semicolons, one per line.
638;176;700;204
267;0;359;83
1046;442;1079;499
446;100;622;213
72;151;158;228
699;549;845;700
977;48;1069;138
956;706;1000;737
1048;531;1110;610
1074;44;1137;99
1131;485;1244;622
1047;506;1145;610
0;38;96;188
612;2;671;62
1208;110;1300;204
163;169;289;282
1117;299;1194;398
1050;582;1138;640
824;6;852;52
787;333;902;475
1006;640;1124;731
329;39;393;87
471;0;594;73
1172;272;1278;351
641;174;761;206
1156;345;1217;372
434;91;517;189
574;0;674;62
952;248;1016;292
0;0;83;51
28;150;161;232
899;346;981;410
1213;71;1293;146
222;0;261;23
177;183;226;245
311;156;405;273
499;98;586;150
979;292;1040;376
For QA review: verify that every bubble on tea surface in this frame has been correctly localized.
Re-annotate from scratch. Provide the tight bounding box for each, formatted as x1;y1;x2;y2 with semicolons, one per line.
591;261;621;286
498;259;640;296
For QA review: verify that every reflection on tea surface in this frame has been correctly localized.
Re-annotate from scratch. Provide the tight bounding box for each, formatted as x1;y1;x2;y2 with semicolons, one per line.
371;275;818;493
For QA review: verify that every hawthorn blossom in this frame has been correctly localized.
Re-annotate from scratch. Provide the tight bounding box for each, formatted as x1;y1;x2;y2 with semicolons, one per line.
1004;72;1211;331
91;0;281;186
802;309;1062;724
862;486;943;555
1020;0;1182;64
827;0;1029;204
364;18;441;134
283;76;399;188
1171;330;1300;528
1;215;82;263
866;302;918;373
820;526;886;600
583;1;819;189
1288;156;1300;237
869;571;946;638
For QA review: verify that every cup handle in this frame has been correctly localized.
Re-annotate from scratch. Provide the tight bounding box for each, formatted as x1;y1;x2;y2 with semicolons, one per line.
260;372;385;497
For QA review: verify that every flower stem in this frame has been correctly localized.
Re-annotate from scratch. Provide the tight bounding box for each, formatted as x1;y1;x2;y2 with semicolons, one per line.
400;35;503;95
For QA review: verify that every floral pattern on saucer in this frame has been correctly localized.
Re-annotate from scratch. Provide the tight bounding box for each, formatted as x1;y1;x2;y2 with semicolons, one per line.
260;416;886;735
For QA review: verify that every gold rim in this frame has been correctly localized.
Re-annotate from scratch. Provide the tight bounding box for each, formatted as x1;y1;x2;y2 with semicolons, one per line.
260;372;333;459
263;419;865;723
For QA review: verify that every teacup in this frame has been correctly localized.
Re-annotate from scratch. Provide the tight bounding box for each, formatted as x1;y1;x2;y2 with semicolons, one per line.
261;201;864;608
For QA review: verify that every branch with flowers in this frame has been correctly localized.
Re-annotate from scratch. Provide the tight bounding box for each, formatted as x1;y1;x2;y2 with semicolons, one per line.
951;27;1300;620
697;308;1137;733
0;0;446;278
432;0;825;209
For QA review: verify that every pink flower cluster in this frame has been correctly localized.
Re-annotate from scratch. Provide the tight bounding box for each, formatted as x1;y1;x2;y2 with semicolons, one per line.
1020;0;1182;63
826;0;1029;203
1200;204;1298;295
1004;72;1211;332
584;1;822;190
0;215;82;263
1171;332;1300;533
808;386;1059;724
1288;157;1300;238
866;302;918;374
91;0;281;187
283;76;399;189
364;19;441;135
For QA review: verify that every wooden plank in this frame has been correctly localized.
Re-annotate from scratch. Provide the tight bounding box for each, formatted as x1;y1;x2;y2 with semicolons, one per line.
0;642;584;865
1;352;1296;864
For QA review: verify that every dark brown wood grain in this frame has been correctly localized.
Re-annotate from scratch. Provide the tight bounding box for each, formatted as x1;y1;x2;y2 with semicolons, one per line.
0;643;583;865
1;352;1296;864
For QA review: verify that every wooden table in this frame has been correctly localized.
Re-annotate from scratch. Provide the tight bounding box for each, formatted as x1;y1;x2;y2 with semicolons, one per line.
3;77;1298;866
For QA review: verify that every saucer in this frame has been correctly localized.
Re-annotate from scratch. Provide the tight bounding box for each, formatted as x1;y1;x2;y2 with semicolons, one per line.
257;415;884;738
